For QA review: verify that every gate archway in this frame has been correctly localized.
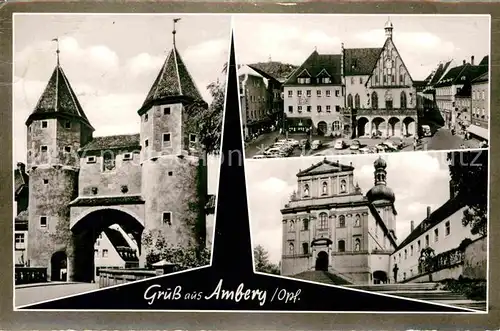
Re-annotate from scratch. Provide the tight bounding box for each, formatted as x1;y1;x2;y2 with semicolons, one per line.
50;251;67;281
315;251;329;271
373;270;388;284
71;208;144;282
357;117;369;137
403;117;416;136
317;121;327;136
388;117;401;137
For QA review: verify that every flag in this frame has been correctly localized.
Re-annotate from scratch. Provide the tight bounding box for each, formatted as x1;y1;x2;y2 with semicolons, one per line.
52;38;58;42
173;18;181;23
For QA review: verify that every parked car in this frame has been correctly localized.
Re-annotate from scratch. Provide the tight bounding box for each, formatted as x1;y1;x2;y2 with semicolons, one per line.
252;154;266;159
264;147;282;156
375;144;386;153
334;139;347;150
284;139;300;147
382;140;397;150
350;140;361;150
311;140;322;150
359;147;371;154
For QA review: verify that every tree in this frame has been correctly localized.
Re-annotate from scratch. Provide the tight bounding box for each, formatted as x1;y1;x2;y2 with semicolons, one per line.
142;229;211;271
254;244;280;275
447;150;488;236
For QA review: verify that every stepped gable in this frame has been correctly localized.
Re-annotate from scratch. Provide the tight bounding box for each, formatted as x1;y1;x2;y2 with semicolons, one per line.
80;134;141;152
26;64;93;129
344;48;382;76
284;50;342;85
297;158;354;178
139;47;204;114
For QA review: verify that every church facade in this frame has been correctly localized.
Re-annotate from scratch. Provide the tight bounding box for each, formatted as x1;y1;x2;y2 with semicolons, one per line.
16;28;215;282
280;157;398;284
283;19;418;138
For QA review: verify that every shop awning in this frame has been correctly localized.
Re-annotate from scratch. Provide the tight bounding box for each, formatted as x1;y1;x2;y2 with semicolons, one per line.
467;124;488;140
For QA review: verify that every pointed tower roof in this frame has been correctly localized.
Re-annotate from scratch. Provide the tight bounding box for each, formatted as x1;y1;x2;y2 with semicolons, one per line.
26;63;94;130
138;22;204;115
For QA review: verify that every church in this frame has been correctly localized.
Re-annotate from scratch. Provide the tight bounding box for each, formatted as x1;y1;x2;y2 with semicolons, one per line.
14;22;215;283
280;157;398;284
283;18;418;138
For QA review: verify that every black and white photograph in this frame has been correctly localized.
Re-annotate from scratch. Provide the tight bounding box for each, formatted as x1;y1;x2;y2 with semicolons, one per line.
234;15;490;159
13;13;228;308
248;150;488;311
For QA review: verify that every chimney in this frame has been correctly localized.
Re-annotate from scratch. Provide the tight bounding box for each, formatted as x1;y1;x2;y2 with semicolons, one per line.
471;55;475;65
410;220;415;232
426;206;431;218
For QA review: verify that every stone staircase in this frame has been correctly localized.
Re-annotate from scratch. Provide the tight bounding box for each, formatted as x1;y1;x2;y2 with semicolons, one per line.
345;283;486;311
293;270;352;285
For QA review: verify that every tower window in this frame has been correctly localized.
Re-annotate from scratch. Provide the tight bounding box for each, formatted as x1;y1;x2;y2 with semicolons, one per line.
94;249;98;257
15;233;25;249
102;249;108;258
162;212;172;226
163;133;172;148
87;156;96;163
40;146;48;152
338;240;345;252
445;221;451;236
123;153;132;161
189;134;197;143
64;146;71;153
302;242;309;255
164;107;171;115
43;179;49;185
144;139;149;148
64;121;71;129
102;152;116;172
41;121;48;128
168;171;173;176
302;219;309;231
40;216;48;228
144;114;149;122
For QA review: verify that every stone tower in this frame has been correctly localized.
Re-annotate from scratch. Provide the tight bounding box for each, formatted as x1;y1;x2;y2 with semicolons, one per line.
26;47;94;280
139;20;208;253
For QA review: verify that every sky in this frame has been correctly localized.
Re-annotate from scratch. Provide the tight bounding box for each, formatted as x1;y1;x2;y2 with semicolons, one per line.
246;152;455;264
13;14;230;182
233;14;490;80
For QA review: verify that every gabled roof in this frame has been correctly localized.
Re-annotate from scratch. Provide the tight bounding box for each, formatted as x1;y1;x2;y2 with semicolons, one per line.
394;194;466;253
284;51;342;85
80;134;141;152
344;48;382;76
139;47;203;114
26;65;93;129
435;62;488;88
471;71;488;84
248;62;298;82
479;55;489;66
297;158;354;178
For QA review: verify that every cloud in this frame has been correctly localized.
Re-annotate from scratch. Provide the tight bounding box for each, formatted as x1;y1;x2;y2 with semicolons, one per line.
126;52;165;77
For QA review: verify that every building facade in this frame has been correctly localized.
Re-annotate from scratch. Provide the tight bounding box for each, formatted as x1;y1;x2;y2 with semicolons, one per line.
17;30;215;282
281;157;398;284
454;83;472;130
469;72;489;141
239;67;270;138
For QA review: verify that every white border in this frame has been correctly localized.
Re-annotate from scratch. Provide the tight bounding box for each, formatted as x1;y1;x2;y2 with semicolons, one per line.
12;12;490;314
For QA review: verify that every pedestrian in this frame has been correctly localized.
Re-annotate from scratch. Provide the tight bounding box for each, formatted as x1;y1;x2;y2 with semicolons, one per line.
413;140;417;151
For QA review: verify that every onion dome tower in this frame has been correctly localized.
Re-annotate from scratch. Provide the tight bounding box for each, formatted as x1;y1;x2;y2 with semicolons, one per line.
366;157;395;203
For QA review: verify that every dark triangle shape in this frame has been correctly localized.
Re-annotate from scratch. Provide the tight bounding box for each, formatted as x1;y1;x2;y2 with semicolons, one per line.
20;33;474;314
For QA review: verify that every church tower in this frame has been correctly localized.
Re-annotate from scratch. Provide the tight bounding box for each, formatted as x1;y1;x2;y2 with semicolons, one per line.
384;17;394;39
139;19;208;253
26;40;94;280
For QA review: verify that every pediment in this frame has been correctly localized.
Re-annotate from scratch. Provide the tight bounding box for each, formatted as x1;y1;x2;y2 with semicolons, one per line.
297;160;354;177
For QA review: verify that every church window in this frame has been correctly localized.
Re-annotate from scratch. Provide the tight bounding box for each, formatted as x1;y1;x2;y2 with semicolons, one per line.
163;133;172;148
354;214;361;227
383;75;387;84
40;145;48;153
164;107;171;115
400;91;407;109
302;219;309;231
144;114;149;122
340;179;347;193
41;121;48;129
43;179;48;185
289;220;295;232
87;156;96;164
102;249;108;258
102;152;116;172
354;94;360;109
385;91;393;109
302;242;309;255
338;215;346;228
445;221;450;236
303;184;310;197
64;121;71;129
375;75;379;84
347;94;353;108
354;238;361;251
39;216;47;228
338;240;345;252
322;182;328;195
64;146;71;153
319;213;328;230
289;242;295;255
162;212;172;226
371;92;378;109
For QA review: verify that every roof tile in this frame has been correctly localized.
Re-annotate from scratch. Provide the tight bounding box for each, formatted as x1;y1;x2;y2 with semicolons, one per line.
344;48;382;76
80;134;141;152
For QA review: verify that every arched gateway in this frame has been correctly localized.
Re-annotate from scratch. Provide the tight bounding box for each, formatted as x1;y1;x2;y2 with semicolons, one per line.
69;208;144;282
315;251;329;271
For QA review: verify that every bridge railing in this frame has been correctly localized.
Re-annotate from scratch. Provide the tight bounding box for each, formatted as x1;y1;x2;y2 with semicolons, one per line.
98;268;158;288
15;267;47;285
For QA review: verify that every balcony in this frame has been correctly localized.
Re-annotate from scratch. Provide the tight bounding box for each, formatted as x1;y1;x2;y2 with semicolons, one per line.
355;108;417;117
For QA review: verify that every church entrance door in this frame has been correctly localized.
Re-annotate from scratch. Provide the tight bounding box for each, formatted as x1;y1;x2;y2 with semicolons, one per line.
315;251;328;271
